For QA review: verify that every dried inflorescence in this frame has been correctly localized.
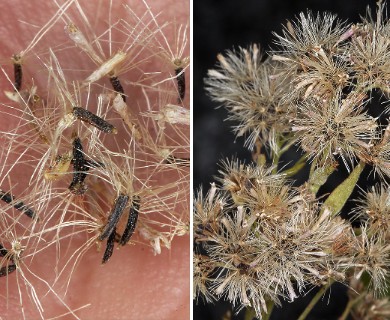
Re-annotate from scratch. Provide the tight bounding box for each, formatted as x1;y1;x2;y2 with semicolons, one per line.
272;11;348;63
199;2;390;319
205;3;390;167
195;162;369;318
348;276;390;320
195;162;390;318
348;1;390;92
291;91;377;166
353;184;390;234
206;45;293;149
217;159;298;220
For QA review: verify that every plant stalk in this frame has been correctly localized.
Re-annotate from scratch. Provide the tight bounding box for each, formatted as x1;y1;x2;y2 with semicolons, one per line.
338;293;366;320
244;306;257;320
297;280;334;320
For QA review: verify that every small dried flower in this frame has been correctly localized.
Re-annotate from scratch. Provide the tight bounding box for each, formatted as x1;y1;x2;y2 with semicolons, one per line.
290;55;350;100
206;209;280;317
291;91;377;166
272;11;348;71
193;254;215;303
360;123;390;179
194;183;227;240
353;184;390;235
347;1;390;92
216;159;296;221
205;44;292;148
351;292;390;320
354;226;390;296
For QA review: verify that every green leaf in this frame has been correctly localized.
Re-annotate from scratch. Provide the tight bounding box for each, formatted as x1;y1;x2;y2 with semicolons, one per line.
321;161;365;217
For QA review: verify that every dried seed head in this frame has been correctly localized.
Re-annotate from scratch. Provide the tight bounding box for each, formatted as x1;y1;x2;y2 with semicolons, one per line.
194;184;226;239
217;159;297;221
290;54;350;100
350;291;390;320
353;184;390;235
291;91;377;166
206;45;292;148
348;1;390;92
207;211;280;317
354;227;390;296
193;254;215;303
272;11;348;67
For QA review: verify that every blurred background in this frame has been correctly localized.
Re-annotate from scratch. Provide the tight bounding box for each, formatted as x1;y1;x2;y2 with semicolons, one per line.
194;0;378;319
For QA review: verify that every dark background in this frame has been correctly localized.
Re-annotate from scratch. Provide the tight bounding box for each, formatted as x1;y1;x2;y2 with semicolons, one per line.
194;0;378;319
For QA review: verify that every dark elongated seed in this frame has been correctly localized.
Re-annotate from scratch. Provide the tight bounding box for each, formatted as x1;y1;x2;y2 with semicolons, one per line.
102;226;116;264
73;107;117;134
110;76;126;102
12;54;22;92
99;194;129;241
0;264;16;277
69;137;88;195
72;138;85;172
0;190;36;219
0;244;8;257
119;196;140;246
164;155;190;167
175;67;185;102
0;243;16;277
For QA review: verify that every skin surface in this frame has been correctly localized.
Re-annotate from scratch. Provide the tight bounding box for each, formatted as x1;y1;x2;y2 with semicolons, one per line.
0;0;190;319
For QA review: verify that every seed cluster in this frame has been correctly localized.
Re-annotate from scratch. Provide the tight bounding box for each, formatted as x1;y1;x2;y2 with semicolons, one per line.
0;1;189;318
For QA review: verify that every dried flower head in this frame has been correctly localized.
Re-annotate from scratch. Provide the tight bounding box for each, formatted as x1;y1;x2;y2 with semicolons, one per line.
216;159;298;221
272;11;348;70
350;289;390;320
347;275;390;319
206;208;281;317
205;45;292;149
354;226;390;296
193;254;215;303
291;91;377;167
288;54;350;100
353;184;390;235
194;183;227;240
357;122;390;179
347;1;390;92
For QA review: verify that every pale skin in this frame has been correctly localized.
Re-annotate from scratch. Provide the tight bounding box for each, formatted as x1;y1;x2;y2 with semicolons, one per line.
0;0;189;319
